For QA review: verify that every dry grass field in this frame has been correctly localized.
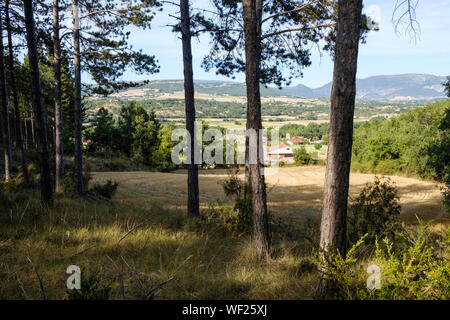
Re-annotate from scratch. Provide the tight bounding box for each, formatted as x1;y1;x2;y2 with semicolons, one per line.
1;166;447;300
93;166;449;226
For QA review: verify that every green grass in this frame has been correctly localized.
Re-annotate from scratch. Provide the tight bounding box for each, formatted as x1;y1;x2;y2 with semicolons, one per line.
0;191;318;300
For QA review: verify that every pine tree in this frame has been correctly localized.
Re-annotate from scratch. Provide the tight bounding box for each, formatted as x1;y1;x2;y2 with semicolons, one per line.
180;0;199;217
197;0;336;259
5;0;29;184
23;0;54;204
70;0;160;196
315;0;363;299
0;8;14;182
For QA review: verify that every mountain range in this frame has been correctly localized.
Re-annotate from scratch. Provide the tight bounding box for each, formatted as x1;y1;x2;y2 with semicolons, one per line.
108;74;448;102
279;74;448;101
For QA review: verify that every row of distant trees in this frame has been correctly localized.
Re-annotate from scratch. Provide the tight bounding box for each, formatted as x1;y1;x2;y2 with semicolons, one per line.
84;102;175;170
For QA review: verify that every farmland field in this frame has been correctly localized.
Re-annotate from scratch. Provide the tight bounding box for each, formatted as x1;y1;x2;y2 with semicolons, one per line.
93;166;448;226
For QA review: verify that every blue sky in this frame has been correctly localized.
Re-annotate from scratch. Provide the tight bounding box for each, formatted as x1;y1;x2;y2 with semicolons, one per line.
119;0;450;88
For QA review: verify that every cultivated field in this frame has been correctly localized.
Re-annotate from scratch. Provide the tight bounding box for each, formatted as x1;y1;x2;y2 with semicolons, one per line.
93;166;449;226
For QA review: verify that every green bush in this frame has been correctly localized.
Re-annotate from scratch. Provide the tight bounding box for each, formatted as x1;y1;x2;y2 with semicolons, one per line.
352;100;450;180
0;180;23;194
201;170;253;236
90;180;119;199
67;269;113;300
314;219;450;300
294;146;313;165
371;223;450;300
347;176;401;245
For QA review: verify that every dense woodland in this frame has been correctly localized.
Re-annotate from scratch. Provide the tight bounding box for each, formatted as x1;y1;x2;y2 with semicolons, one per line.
0;0;448;300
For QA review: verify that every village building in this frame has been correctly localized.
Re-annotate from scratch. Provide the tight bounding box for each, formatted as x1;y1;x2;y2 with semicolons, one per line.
266;143;294;163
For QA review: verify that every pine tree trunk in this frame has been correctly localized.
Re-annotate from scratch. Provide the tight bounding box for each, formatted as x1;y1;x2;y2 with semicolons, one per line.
0;12;13;182
242;0;270;260
315;0;363;299
53;0;64;193
23;0;54;204
180;0;199;217
30;111;36;148
5;0;29;185
72;0;84;196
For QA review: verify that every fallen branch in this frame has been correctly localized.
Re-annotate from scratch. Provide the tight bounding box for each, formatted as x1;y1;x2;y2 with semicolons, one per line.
106;255;126;300
18;200;31;225
58;244;97;260
26;256;45;300
144;277;175;300
16;273;29;300
118;223;144;244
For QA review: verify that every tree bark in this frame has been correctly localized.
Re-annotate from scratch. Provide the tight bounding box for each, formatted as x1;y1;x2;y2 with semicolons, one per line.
23;0;54;204
180;0;199;217
242;0;270;260
53;0;64;192
6;0;29;185
0;11;13;182
73;0;84;196
315;0;363;299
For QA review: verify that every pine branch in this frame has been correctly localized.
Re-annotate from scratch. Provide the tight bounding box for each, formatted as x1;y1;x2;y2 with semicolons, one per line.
261;0;322;25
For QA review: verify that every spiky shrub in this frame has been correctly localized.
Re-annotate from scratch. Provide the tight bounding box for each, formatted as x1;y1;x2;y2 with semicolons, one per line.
221;170;253;236
201;170;253;236
90;180;119;199
347;176;401;245
370;222;450;300
66;269;113;300
314;219;450;300
313;235;369;300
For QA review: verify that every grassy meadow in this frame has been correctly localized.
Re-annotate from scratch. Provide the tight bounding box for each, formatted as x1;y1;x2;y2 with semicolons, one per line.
0;166;447;300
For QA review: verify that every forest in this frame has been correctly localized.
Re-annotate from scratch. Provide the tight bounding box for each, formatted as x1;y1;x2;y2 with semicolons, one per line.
0;0;448;305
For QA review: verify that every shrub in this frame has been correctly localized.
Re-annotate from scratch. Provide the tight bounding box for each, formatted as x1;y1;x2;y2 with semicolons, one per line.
105;158;129;171
201;170;253;236
0;180;23;194
314;219;450;300
222;170;244;199
313;235;369;300
67;269;113;300
294;146;313;165
90;180;119;199
347;176;401;245
371;222;450;300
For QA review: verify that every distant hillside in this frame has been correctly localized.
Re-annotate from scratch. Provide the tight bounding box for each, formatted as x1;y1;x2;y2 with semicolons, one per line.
107;74;448;102
109;80;287;99
280;74;448;101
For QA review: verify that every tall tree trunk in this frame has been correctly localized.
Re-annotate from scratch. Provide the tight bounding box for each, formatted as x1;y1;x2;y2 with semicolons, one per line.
30;111;36;148
23;0;54;204
6;0;30;185
53;0;64;192
315;0;363;299
180;0;199;217
72;0;84;196
0;11;13;182
242;0;270;260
